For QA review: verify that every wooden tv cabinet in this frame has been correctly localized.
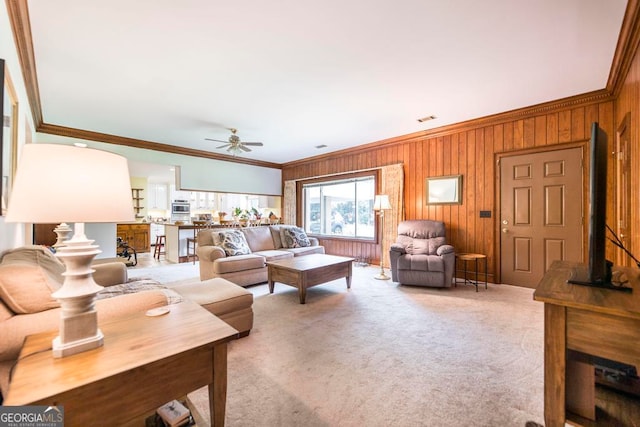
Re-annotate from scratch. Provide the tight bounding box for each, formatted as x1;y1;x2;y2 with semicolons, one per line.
534;261;640;426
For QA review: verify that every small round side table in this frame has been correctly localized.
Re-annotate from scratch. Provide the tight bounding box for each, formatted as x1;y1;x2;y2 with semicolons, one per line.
455;253;488;292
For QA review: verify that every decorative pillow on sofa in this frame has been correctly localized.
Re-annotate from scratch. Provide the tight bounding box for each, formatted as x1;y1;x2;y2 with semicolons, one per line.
0;265;61;314
280;227;311;248
213;230;252;256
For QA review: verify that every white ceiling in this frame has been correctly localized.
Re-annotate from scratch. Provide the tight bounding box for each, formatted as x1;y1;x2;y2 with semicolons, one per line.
27;0;627;165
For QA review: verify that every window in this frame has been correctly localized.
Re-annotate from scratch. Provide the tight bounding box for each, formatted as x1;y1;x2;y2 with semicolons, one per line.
302;174;376;240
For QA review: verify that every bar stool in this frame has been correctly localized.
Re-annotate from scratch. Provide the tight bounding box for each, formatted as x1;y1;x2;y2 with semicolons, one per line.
187;221;210;264
153;235;166;259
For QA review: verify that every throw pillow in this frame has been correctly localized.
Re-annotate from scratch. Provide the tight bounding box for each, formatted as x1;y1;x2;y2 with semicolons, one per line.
0;245;65;284
0;265;61;314
214;230;252;256
280;227;311;248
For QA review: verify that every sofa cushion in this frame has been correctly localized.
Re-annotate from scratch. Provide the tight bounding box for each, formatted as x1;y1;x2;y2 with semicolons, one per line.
269;225;285;249
407;237;445;255
280;226;311;248
213;254;265;274
253;250;294;262
213;229;252;256
0;265;61;314
241;227;276;252
397;254;444;272
285;246;326;256
172;278;253;317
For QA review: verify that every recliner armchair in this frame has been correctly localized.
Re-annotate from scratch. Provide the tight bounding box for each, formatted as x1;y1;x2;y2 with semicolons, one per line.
389;220;455;287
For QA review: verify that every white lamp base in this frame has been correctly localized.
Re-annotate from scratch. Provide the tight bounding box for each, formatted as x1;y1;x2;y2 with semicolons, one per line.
53;328;104;358
51;223;104;358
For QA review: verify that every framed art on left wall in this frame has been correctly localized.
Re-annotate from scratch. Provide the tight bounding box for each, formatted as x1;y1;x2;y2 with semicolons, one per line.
1;58;19;216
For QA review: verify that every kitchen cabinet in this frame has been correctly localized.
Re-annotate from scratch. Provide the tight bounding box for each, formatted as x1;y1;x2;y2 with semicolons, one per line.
148;183;168;210
117;223;150;253
170;185;190;202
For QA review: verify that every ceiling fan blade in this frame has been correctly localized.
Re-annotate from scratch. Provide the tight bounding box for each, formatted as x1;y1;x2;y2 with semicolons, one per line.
239;145;252;152
205;138;228;143
216;144;230;149
242;142;263;146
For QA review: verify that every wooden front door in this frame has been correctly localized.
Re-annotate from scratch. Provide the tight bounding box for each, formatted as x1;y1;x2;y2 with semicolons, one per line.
500;147;583;287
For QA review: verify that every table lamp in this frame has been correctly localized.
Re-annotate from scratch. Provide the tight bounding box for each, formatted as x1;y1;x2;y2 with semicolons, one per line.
6;144;135;357
373;194;392;280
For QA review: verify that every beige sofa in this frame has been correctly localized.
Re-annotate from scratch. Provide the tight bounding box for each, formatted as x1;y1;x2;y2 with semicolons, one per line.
0;246;254;399
0;246;171;397
197;225;325;286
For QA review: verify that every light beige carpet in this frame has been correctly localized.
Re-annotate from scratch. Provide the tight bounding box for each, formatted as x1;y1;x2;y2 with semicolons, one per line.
187;266;545;426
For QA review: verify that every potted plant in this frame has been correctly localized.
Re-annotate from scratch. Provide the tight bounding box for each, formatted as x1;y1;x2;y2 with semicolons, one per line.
250;207;262;220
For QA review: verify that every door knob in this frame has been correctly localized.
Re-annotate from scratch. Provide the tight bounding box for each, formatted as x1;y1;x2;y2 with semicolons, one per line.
502;228;509;233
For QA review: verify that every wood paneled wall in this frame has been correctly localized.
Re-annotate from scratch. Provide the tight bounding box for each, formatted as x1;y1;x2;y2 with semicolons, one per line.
282;98;616;283
615;35;640;269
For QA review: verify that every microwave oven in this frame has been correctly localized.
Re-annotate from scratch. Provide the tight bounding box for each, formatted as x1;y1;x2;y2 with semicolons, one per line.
171;202;190;214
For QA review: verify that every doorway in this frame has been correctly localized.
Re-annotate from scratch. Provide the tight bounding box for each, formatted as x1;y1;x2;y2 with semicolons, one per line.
614;114;631;267
499;147;584;287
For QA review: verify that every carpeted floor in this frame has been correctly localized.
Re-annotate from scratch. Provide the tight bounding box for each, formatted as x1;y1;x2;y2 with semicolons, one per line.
180;265;544;427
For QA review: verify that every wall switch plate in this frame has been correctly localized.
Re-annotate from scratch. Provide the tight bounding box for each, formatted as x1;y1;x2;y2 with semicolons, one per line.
479;210;491;218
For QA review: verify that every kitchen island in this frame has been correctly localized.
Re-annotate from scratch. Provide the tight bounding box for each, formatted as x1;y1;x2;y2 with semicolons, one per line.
164;223;211;263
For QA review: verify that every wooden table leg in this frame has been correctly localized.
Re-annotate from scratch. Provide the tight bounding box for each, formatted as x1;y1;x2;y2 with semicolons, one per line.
268;268;275;294
346;261;352;289
298;272;307;304
209;343;228;427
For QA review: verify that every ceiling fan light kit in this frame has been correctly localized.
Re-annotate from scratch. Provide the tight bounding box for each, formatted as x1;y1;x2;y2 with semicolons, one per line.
205;128;264;156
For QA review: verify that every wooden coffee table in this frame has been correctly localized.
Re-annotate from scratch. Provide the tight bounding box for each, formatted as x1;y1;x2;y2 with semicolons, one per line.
267;254;354;303
4;301;238;426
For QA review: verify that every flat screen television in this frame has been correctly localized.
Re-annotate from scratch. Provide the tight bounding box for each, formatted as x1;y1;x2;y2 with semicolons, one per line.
568;122;631;292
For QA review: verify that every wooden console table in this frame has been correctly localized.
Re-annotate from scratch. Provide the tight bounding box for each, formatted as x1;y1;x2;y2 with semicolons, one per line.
4;301;238;426
534;261;640;426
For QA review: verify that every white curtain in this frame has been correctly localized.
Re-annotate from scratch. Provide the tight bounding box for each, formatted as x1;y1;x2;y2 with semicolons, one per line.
283;180;297;224
380;164;404;267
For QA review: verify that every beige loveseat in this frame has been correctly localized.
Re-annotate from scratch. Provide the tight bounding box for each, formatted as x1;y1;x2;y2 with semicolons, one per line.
197;225;325;286
0;246;254;399
0;246;173;397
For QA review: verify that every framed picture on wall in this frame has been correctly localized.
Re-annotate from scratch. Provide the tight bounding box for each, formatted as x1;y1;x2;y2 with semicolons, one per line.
426;175;462;205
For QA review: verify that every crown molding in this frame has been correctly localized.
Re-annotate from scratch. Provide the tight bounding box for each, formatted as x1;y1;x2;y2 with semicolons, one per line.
6;0;42;128
282;89;614;169
6;0;633;171
607;0;640;96
37;123;282;169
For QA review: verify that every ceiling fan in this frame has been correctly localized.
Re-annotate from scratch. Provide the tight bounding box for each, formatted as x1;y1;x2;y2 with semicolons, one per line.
205;128;264;155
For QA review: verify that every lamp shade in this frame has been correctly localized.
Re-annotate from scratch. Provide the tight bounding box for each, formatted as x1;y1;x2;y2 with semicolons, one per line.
373;194;391;211
6;144;135;223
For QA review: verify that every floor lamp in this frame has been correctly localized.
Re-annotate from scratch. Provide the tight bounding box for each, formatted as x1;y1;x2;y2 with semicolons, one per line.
6;144;135;357
373;194;392;280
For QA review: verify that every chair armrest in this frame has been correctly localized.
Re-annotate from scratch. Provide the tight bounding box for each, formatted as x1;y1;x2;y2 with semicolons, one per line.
437;245;455;256
390;243;406;254
93;262;128;287
196;245;227;262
